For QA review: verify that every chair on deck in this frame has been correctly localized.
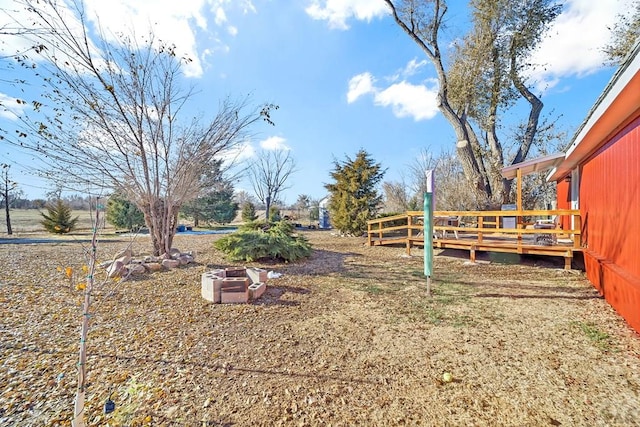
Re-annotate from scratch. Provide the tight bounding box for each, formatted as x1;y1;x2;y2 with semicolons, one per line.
434;216;460;239
534;217;558;246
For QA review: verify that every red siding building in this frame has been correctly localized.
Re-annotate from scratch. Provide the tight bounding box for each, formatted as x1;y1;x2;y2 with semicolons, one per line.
549;42;640;333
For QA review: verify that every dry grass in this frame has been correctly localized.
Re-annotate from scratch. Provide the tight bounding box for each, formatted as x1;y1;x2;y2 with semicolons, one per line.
1;229;639;426
0;209;112;234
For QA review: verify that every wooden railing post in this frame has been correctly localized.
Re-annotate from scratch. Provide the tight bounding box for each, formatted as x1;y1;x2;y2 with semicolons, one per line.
478;216;484;243
406;214;413;254
368;222;372;246
516;211;523;253
573;212;582;249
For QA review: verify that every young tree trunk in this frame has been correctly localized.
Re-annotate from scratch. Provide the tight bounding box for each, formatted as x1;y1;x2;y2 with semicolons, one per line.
4;192;12;235
2;166;13;235
71;201;100;427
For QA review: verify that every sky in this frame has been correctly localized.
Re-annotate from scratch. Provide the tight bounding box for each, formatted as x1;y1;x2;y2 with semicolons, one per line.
0;0;635;206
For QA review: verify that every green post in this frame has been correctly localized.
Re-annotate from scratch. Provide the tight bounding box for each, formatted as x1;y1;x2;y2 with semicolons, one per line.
424;192;433;295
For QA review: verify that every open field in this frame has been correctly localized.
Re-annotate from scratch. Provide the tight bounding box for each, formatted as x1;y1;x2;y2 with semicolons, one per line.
0;209;113;234
1;230;639;426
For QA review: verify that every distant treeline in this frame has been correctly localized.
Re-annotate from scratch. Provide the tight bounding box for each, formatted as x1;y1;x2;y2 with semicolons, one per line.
2;195;92;210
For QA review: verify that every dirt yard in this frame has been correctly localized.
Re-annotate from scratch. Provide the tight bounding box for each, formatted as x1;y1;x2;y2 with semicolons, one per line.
1;230;639;426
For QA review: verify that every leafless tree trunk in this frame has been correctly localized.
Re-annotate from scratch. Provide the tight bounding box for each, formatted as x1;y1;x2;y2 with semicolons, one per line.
1;164;16;235
248;150;296;220
2;0;275;255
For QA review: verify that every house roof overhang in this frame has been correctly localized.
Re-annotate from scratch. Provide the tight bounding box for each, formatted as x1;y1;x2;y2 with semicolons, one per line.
501;152;566;179
547;41;640;182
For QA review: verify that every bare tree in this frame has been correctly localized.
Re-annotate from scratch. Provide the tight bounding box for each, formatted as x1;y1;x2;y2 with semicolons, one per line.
382;181;413;213
1;0;275;255
234;189;258;207
603;0;640;65
404;148;480;211
248;149;296;219
293;193;312;220
383;0;561;208
1;164;18;235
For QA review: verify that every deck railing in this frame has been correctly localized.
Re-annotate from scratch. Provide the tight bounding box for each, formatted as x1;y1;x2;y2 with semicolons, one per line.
367;209;582;268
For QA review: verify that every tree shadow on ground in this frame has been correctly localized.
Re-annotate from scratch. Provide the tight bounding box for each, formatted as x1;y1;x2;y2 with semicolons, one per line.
251;285;310;307
0;342;378;385
439;277;603;301
0;237;130;245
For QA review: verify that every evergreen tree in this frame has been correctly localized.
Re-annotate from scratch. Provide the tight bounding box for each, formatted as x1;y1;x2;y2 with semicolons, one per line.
325;149;385;235
105;193;145;231
181;179;238;226
268;205;281;222
40;199;79;234
205;183;238;224
241;201;258;223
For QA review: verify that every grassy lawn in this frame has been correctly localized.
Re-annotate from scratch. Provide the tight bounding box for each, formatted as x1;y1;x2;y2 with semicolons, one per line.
0;209;106;234
1;230;639;426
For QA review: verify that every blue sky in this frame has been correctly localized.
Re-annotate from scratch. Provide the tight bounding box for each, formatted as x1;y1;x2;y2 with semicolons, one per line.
0;0;635;205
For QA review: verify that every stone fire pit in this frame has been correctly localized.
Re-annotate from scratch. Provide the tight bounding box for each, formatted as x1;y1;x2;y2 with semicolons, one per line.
201;267;267;304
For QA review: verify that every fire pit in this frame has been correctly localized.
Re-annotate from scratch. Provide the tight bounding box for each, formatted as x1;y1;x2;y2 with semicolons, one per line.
201;267;267;304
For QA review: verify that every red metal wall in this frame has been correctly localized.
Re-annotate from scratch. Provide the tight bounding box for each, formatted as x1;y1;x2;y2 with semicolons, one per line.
580;115;640;332
555;179;571;230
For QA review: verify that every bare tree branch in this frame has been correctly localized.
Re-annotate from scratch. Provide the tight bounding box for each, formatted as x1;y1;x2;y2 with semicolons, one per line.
247;149;296;219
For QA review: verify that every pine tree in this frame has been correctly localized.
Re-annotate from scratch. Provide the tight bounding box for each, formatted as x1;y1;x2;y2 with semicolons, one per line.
241;201;258;223
182;181;238;226
105;193;145;231
325;149;385;235
40;199;79;234
268;205;281;222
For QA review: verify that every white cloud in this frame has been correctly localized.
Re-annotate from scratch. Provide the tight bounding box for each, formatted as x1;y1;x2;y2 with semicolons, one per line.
387;58;429;83
402;59;428;78
528;0;635;89
347;72;376;103
219;140;256;165
259;136;290;151
214;7;227;25
81;0;211;77
0;0;256;79
373;80;439;121
0;93;28;120
305;0;388;30
347;65;440;121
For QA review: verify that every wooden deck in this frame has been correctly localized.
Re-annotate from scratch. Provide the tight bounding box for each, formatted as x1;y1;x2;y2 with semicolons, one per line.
367;209;582;270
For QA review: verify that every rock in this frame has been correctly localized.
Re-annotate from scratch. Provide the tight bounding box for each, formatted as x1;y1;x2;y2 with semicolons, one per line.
169;248;181;258
126;264;146;275
107;260;125;278
145;262;163;272
98;260;112;269
143;255;158;263
114;253;132;266
114;248;133;260
178;254;193;265
161;259;180;269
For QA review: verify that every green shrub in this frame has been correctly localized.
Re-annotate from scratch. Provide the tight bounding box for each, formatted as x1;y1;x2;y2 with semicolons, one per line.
40;199;79;234
214;220;311;262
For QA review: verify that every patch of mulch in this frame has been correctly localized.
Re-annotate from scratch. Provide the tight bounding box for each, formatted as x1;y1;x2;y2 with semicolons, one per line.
1;230;639;426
